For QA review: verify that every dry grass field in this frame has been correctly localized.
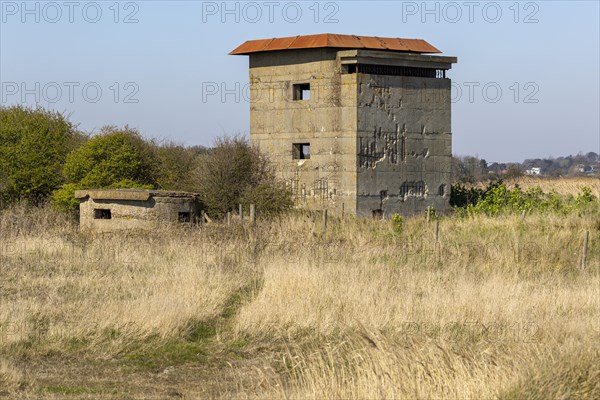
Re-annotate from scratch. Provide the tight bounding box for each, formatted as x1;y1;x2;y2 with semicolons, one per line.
0;187;599;399
495;176;600;198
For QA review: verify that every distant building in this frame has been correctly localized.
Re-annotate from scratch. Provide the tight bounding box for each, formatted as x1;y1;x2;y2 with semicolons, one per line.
526;167;542;175
578;165;598;174
75;189;202;232
231;33;457;217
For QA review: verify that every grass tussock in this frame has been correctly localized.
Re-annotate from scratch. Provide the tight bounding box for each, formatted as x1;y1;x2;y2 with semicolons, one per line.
0;198;598;398
0;360;25;394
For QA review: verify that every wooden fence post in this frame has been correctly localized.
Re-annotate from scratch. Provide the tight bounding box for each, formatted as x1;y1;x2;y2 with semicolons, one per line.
239;204;244;222
581;230;589;271
250;204;256;225
227;211;231;226
434;220;439;243
426;206;431;223
521;210;527;220
322;209;328;231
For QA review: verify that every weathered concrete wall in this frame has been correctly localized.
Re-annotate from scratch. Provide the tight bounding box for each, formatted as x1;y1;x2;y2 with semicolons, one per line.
79;195;202;232
356;74;452;217
247;48;455;217
248;48;358;214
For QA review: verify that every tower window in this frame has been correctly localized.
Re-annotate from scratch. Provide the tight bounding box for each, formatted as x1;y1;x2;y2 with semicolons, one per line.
438;184;446;196
293;83;310;100
292;143;311;160
342;64;357;74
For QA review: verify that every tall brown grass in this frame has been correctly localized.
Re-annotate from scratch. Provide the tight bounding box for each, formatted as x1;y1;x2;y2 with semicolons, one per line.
499;175;600;197
0;201;598;398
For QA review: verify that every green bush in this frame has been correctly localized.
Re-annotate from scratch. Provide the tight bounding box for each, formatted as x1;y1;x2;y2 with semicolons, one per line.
63;126;160;189
576;186;595;207
0;105;82;205
51;183;82;211
240;182;293;216
193;135;292;217
52;126;160;211
452;181;598;216
391;214;403;234
450;183;484;208
155;144;199;191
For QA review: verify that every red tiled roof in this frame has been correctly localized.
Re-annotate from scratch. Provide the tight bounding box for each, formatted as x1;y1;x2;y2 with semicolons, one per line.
230;33;441;55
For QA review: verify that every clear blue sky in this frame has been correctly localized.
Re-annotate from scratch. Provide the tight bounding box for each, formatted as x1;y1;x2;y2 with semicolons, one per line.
1;0;598;162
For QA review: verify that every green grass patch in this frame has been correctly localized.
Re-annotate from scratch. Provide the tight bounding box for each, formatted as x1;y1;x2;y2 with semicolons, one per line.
122;280;262;371
43;385;107;395
124;341;209;371
227;339;247;349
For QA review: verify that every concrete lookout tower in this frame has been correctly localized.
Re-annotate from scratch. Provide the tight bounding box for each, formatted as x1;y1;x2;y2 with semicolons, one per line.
230;33;457;217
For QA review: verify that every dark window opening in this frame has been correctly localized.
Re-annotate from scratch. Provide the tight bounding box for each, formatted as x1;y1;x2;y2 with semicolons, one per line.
415;181;425;195
292;143;311;160
293;83;310;100
438;184;446;197
372;209;383;219
400;183;408;197
178;212;191;223
342;64;357;74
400;181;425;198
94;209;111;219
